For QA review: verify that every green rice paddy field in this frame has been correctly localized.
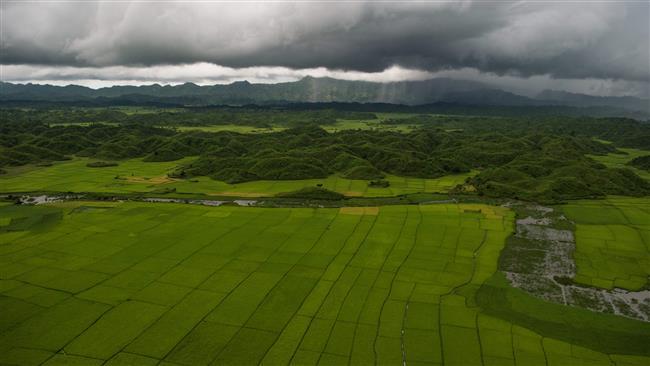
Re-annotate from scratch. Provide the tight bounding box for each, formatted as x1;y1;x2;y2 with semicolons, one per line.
0;158;474;197
1;201;649;365
563;197;650;291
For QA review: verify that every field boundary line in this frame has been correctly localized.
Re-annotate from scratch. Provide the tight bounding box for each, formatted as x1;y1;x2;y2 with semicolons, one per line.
211;209;341;365
282;213;367;364
9;208;184;364
115;209;271;361
288;212;379;365
159;209;299;363
344;206;411;366
372;205;423;365
540;337;549;366
437;205;489;366
55;208;268;364
474;311;486;366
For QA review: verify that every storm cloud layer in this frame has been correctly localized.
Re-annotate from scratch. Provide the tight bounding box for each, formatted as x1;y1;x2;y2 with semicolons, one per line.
1;1;648;95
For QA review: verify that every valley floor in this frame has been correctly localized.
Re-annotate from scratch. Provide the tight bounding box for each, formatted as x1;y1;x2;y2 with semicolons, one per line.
0;157;475;198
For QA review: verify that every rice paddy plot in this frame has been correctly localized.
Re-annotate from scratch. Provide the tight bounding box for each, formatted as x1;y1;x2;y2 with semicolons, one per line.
195;172;475;198
0;157;475;197
562;197;650;290
1;202;648;365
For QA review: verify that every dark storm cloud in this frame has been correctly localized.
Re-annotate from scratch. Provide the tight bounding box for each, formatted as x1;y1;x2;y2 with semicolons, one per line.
1;1;648;83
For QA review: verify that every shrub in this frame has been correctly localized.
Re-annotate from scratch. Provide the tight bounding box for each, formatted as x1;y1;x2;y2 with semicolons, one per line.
369;179;390;188
143;149;184;162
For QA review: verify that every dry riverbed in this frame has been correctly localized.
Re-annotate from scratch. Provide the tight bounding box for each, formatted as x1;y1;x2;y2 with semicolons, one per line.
501;204;650;321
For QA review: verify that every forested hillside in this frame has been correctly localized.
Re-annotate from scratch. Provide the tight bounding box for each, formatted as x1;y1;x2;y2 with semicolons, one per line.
2;108;648;201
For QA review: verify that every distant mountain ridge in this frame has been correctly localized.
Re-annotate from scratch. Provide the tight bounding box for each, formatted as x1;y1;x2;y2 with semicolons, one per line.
0;77;491;105
537;90;649;112
1;77;648;115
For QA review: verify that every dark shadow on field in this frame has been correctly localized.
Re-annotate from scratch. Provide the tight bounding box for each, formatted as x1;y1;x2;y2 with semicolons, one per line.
0;205;63;233
476;272;650;357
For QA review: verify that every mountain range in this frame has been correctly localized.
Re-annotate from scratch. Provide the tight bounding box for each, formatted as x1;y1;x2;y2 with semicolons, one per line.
1;77;648;117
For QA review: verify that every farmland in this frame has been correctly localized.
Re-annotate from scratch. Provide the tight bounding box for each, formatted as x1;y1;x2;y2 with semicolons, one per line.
563;197;650;291
1;107;650;365
0;157;475;198
2;1;650;364
590;148;650;181
1;201;649;365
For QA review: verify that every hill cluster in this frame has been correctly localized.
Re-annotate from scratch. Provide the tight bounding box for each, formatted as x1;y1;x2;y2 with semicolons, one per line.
1;108;649;202
0;108;375;128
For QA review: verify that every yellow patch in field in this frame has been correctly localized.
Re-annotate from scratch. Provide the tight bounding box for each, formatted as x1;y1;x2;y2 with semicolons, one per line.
457;204;508;220
461;184;477;192
339;206;379;215
343;191;364;197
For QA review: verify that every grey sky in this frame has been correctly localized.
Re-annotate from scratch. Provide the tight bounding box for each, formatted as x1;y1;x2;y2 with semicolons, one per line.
1;1;648;97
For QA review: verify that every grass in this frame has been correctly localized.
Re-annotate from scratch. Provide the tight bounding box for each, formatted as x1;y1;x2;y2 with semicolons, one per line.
1;201;648;365
322;119;416;133
590;147;650;181
0;157;476;197
164;112;422;134
561;197;650;291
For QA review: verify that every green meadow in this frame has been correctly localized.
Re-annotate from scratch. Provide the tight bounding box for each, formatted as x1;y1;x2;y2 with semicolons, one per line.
0;157;475;197
562;197;650;291
174;125;286;134
590;147;650;181
1;201;649;365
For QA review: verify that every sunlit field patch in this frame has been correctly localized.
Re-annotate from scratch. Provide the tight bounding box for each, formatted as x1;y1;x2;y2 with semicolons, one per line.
0;157;195;194
590;147;650;181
